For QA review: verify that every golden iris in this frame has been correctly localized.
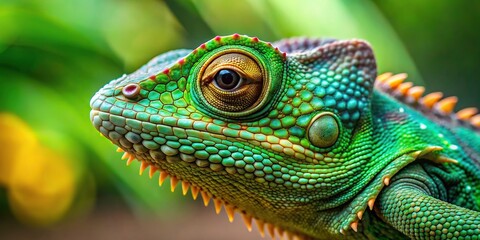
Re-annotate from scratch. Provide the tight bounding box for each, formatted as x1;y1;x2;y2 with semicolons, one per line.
199;53;264;112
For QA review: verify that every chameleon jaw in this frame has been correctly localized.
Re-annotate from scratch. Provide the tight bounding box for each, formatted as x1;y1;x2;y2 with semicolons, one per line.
91;109;337;239
116;147;305;240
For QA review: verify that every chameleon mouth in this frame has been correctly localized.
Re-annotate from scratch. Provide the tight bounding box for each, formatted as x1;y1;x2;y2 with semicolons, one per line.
90;109;305;240
115;148;305;240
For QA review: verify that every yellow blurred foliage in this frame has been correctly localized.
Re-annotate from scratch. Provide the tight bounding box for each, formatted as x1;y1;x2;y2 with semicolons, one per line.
0;113;76;226
0;113;37;185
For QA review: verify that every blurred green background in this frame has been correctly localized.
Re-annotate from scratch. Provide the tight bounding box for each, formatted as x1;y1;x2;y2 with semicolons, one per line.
0;0;479;239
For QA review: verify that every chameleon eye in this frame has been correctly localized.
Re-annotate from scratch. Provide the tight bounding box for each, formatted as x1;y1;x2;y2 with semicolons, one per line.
199;53;264;113
307;112;340;148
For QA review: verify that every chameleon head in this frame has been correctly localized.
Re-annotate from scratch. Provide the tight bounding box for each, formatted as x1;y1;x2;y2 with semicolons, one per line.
90;34;376;237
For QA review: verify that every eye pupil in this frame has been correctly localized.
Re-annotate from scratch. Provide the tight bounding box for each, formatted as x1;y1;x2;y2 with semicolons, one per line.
215;69;240;90
220;72;233;85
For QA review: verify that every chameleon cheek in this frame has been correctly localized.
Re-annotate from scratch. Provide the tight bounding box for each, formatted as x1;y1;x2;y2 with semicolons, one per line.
307;112;340;148
122;83;141;99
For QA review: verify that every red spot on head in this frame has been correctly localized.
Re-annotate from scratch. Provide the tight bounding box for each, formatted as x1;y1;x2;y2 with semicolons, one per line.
251;37;259;42
275;47;279;52
200;44;206;49
162;69;170;74
193;49;198;54
149;75;156;80
178;59;185;65
267;42;272;47
214;36;221;42
283;52;287;59
232;33;240;40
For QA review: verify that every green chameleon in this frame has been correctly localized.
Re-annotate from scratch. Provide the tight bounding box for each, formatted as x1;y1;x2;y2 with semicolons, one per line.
90;34;480;239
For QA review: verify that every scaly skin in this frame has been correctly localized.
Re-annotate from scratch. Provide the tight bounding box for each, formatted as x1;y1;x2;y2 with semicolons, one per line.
90;34;480;239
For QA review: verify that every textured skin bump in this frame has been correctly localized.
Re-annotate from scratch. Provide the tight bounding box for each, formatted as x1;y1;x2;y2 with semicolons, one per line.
307;113;339;148
91;35;480;239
